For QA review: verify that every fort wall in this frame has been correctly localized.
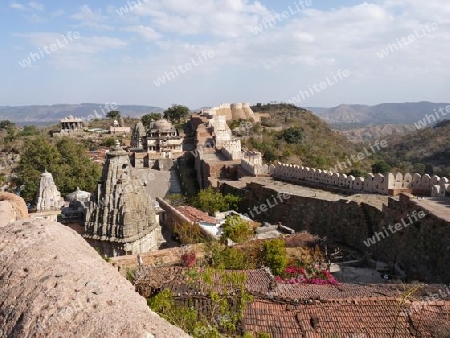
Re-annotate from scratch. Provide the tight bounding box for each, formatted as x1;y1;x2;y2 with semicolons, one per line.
222;180;450;283
271;162;449;197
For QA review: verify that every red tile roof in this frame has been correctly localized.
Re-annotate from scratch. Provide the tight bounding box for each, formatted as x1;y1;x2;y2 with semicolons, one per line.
243;299;450;337
176;206;218;224
134;267;450;336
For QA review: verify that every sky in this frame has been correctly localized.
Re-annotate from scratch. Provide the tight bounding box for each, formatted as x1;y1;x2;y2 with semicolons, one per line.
0;0;449;109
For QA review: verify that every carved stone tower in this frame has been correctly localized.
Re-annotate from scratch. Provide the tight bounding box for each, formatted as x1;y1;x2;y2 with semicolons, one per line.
84;142;160;256
36;170;62;212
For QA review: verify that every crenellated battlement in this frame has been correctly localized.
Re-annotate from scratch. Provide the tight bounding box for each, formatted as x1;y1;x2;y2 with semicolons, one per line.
271;163;450;196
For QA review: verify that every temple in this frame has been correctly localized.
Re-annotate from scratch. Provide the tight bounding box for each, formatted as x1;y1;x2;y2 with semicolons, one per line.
83;141;161;256
130;118;184;168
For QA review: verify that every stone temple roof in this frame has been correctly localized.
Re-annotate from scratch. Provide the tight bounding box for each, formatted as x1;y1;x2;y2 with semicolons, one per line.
151;119;173;131
65;187;91;202
133;121;146;134
60;115;83;122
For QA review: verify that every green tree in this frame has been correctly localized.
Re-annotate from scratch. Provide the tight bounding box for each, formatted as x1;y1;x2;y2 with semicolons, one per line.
54;138;102;195
347;168;367;178
16;136;101;202
163;104;190;124
16;137;62;201
141;113;162;127
101;137;116;147
220;215;253;244
0;120;15;130
412;163;426;175
192;187;241;215
371;160;392;174
106;110;121;119
20;125;40;136
262;239;288;276
279;127;303;144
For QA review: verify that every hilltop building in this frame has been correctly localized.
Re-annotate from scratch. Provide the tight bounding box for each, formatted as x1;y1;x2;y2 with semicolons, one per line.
130;118;184;169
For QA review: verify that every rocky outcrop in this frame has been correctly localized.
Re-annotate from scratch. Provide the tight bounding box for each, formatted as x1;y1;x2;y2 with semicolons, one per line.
0;218;188;337
36;170;63;212
0;192;28;227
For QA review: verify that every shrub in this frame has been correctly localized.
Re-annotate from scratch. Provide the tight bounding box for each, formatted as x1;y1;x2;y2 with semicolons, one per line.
181;251;197;267
262;239;288;276
220;215;253;244
192;187;241;215
174;222;209;244
206;242;256;270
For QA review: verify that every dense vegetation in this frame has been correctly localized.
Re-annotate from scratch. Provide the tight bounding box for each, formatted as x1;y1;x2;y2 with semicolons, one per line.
377;121;450;176
16;136;101;202
191;187;242;215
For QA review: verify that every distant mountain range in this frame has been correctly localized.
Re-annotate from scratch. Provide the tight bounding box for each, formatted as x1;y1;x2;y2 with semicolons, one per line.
1;102;449;127
306;102;450;125
0;104;164;125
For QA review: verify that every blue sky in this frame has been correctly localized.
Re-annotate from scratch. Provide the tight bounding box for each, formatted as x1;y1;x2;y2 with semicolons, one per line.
1;0;449;109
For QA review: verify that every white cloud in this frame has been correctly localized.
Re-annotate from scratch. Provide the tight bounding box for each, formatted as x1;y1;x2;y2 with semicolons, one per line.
9;3;28;11
122;25;162;41
71;5;114;31
28;2;44;11
9;1;44;11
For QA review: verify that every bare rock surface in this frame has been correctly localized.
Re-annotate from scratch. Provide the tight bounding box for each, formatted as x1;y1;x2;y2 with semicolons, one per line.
0;219;189;338
0;192;28;227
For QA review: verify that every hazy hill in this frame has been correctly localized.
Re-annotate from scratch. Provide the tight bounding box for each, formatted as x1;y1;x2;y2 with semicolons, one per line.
0;104;164;125
378;119;450;176
336;124;417;143
308;102;450;125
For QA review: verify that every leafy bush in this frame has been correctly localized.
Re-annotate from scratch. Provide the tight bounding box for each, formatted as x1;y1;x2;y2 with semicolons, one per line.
220;215;253;244
371;160;392;174
279;127;303;144
192;187;241;215
262;239;288;276
206;242;256;270
101;137;116;147
174;222;209;244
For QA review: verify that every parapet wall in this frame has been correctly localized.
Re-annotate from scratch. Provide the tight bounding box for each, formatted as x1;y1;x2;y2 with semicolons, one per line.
272;163;450;197
241;152;270;176
221;140;242;160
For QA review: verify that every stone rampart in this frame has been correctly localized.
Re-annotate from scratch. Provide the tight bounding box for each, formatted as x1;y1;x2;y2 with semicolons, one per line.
272;162;449;197
222;179;450;283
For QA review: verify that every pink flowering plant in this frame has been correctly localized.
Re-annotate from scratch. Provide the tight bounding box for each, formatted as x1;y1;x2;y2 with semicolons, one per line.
274;260;338;285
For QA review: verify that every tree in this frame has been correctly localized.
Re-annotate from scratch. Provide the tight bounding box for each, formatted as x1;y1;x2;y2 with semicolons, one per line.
192;187;241;215
347;168;367;178
141;113;162;127
262;239;288;276
0;120;15;130
16;136;101;202
279;127;303;144
163;104;190;124
101;137;116;147
220;215;253;244
106;110;121;119
20;125;40;136
16;137;62;201
371;160;392;174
